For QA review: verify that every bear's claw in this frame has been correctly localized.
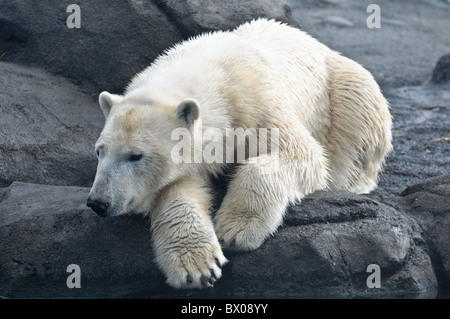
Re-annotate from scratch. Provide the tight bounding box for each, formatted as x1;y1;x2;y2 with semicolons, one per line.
164;245;227;289
176;262;223;289
200;274;214;288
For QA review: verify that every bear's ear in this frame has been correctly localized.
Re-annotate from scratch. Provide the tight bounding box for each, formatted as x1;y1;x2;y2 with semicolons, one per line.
99;91;122;119
175;99;200;128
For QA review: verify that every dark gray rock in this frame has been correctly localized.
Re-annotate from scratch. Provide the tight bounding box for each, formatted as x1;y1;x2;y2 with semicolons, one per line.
432;53;450;84
400;175;450;296
154;0;292;37
0;0;293;96
0;182;161;298
0;183;438;298
230;190;436;298
0;62;104;187
0;0;181;96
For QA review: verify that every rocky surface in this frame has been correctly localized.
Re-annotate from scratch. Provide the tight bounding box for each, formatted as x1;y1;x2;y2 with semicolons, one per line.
0;182;440;298
0;0;292;97
287;0;450;88
400;175;450;295
0;0;449;298
0;62;104;187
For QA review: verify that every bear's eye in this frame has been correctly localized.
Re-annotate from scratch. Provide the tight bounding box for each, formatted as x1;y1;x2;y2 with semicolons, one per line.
128;153;143;162
96;150;100;157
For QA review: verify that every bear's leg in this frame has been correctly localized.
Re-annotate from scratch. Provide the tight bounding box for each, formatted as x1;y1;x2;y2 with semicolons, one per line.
325;54;392;194
150;175;227;289
215;131;329;251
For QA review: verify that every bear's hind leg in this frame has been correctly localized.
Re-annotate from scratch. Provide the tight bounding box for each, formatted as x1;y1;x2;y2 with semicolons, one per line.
325;54;392;194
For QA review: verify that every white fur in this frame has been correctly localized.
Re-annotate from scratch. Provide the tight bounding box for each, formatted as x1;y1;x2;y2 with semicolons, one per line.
89;19;392;288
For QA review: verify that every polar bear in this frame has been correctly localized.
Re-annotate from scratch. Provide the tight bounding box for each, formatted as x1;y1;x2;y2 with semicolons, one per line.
87;19;392;289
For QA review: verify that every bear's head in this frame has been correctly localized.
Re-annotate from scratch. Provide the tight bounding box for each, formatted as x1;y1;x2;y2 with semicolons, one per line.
87;91;200;217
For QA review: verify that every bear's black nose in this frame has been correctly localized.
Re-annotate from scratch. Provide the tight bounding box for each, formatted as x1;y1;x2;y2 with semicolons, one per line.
86;198;109;217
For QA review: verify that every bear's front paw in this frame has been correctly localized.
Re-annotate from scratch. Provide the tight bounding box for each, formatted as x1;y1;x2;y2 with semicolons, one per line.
160;241;228;289
214;210;270;252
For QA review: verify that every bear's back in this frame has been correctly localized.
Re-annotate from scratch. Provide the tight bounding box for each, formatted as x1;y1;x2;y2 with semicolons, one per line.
234;19;334;132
